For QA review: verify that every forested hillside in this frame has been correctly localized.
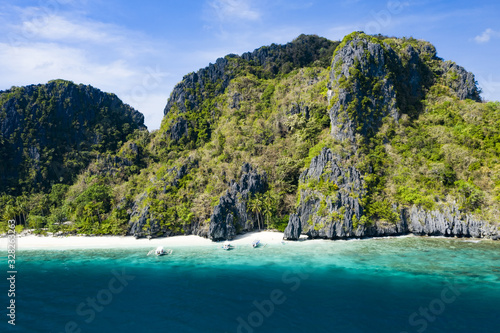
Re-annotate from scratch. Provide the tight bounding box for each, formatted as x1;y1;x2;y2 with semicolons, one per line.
1;33;498;240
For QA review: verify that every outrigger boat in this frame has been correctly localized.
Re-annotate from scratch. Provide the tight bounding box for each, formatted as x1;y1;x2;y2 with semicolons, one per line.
222;241;233;250
147;246;172;256
252;240;261;248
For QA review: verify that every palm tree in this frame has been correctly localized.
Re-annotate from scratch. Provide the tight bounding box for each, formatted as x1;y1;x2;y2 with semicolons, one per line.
16;194;29;227
262;191;275;229
247;194;263;230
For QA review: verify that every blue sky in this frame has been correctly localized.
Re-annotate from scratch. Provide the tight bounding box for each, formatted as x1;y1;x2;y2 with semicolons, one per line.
0;0;499;129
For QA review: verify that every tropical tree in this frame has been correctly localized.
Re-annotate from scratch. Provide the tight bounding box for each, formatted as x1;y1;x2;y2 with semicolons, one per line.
247;193;263;230
262;191;276;229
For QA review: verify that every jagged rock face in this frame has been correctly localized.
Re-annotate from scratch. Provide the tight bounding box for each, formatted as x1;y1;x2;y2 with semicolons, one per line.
208;163;267;241
162;35;337;143
168;117;189;142
283;214;302;240
441;61;481;101
164;56;233;117
328;34;481;145
329;36;399;142
406;205;495;238
282;33;495;241
289;148;365;239
162;159;198;192
288;102;309;119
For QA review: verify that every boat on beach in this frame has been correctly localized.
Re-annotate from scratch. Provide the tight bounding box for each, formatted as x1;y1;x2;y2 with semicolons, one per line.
222;241;233;250
252;240;261;248
147;246;172;256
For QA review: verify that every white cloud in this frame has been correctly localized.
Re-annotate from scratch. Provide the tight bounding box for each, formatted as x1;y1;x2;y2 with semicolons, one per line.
20;15;112;43
0;8;174;129
208;0;261;22
474;28;500;43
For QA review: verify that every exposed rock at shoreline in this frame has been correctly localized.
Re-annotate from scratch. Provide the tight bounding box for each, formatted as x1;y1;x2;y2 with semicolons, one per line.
285;200;499;240
288;147;365;240
283;214;301;240
208;163;267;241
284;33;496;241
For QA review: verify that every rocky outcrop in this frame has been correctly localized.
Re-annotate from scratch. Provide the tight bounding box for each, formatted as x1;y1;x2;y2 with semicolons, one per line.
328;33;480;144
283;214;301;240
288;102;310;119
162;35;337;142
289;148;366;239
406;204;497;238
0;80;145;194
168;117;189;142
162;158;198;192
328;34;432;142
208;163;267;241
329;35;395;141
441;61;481;101
284;145;498;240
164;56;233;117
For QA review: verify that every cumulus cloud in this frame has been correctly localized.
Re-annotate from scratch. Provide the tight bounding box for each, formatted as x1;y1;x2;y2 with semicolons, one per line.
474;28;500;43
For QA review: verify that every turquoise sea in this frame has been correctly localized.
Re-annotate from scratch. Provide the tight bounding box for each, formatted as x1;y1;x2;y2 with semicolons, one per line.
2;236;500;333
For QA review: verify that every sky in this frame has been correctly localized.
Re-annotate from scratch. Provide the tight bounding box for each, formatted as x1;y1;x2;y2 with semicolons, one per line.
0;0;499;130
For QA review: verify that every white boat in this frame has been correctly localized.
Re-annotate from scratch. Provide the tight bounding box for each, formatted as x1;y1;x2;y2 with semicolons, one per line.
252;240;261;248
222;241;232;250
147;246;172;256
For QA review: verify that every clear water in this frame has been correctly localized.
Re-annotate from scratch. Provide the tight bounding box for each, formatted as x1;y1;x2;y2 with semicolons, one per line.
2;237;500;333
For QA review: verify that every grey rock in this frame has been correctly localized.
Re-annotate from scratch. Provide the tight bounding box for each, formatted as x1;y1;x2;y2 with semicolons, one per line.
329;37;399;142
164;56;233;116
328;35;439;143
405;204;493;238
208;163;267;240
283;214;302;240
441;61;481;101
168;117;189;142
241;34;337;74
231;92;242;110
284;146;497;240
162;35;336;142
290;147;365;239
288;102;309;119
128;158;198;238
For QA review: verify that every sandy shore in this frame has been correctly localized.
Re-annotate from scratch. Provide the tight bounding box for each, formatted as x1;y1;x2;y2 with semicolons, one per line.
0;231;306;250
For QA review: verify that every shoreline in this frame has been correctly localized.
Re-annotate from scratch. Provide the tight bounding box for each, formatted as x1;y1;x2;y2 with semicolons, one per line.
0;231;494;251
0;231;299;250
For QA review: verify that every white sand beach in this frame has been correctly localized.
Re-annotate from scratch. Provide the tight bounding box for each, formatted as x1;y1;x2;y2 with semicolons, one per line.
0;231;306;250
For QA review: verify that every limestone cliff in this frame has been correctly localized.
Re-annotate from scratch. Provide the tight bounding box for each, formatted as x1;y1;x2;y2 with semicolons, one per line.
0;80;145;194
284;32;496;240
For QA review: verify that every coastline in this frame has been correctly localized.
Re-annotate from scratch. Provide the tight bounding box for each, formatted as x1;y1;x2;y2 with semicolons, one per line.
0;230;493;251
0;231;303;250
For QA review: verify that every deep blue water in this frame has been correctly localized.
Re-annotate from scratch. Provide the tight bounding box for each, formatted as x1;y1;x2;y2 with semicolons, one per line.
2;237;500;333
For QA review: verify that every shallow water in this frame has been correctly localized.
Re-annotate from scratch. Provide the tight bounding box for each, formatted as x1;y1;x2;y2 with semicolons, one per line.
2;237;500;332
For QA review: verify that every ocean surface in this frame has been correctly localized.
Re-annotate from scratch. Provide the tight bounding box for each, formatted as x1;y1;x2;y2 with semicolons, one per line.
2;236;500;333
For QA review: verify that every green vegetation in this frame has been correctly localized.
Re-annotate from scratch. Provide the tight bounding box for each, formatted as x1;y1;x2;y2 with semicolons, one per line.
1;33;498;236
